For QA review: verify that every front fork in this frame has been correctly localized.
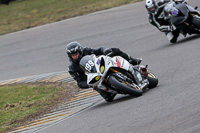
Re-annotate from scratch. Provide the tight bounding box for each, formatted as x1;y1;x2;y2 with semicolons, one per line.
129;65;149;88
128;66;143;85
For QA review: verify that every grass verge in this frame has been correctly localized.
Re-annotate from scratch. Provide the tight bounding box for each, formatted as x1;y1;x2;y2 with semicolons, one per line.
0;0;143;36
0;82;79;133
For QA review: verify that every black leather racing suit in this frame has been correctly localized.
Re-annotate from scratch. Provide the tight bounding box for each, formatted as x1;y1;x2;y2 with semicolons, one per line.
148;0;180;43
68;47;140;101
148;0;171;30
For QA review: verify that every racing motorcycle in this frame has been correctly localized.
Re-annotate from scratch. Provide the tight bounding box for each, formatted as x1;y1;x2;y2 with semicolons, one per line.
79;54;158;97
164;0;200;36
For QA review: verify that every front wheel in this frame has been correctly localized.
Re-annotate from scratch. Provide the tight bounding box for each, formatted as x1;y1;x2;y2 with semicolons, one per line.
108;75;143;97
147;72;158;89
192;15;200;29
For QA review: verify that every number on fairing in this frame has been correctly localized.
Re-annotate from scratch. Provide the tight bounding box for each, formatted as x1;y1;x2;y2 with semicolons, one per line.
85;60;94;72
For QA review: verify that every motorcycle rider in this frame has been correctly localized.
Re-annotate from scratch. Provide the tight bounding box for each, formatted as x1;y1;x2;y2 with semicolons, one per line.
145;0;180;43
66;41;142;102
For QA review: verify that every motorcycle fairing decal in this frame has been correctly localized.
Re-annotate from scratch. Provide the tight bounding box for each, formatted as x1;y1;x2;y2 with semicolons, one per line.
115;56;125;68
116;56;120;67
85;60;95;72
100;66;104;74
173;10;178;16
96;59;100;65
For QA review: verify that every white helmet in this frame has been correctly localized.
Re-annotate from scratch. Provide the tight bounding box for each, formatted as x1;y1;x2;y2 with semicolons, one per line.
145;0;158;14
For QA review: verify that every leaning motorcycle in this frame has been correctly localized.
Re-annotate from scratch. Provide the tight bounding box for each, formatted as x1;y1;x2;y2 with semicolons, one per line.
79;55;158;97
164;0;200;36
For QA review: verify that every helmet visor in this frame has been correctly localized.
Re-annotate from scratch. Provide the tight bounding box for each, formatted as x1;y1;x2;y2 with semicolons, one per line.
148;6;156;13
71;52;80;60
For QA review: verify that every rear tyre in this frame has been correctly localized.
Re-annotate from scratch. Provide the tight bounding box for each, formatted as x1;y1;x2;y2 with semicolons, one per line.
108;75;143;97
147;72;158;89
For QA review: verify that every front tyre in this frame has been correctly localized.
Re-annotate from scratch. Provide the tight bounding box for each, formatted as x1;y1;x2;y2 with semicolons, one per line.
147;72;158;89
108;75;143;97
192;15;200;29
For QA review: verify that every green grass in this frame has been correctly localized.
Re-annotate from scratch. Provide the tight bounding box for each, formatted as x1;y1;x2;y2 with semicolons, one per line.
0;0;142;35
0;84;65;133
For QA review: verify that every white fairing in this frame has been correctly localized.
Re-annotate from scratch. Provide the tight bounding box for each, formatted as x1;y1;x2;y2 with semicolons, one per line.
85;55;130;92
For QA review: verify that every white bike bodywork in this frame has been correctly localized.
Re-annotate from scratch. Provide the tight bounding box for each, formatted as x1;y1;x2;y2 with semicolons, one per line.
80;54;143;94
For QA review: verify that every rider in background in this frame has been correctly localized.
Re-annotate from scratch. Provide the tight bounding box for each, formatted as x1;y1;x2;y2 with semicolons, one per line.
145;0;180;43
66;41;142;102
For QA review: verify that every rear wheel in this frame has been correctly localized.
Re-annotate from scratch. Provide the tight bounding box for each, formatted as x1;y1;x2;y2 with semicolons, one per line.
108;75;143;97
147;72;158;89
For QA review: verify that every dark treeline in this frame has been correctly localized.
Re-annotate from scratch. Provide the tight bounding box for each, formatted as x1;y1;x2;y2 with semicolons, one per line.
0;0;15;5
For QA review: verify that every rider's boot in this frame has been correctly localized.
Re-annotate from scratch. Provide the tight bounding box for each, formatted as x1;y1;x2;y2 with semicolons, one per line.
94;87;116;102
166;29;180;43
105;93;116;102
171;30;180;43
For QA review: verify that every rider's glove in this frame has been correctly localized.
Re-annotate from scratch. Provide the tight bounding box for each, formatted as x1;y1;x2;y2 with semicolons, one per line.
103;48;114;57
159;25;172;32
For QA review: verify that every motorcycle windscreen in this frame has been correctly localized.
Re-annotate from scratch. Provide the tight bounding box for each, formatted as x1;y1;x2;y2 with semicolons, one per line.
79;55;97;73
171;3;189;25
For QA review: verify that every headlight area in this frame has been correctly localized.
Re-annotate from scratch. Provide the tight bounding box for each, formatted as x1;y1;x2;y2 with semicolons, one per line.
89;76;102;84
99;57;105;74
100;66;105;74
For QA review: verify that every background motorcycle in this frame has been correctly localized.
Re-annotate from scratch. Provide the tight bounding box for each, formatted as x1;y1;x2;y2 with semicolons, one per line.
164;0;200;36
79;55;158;98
